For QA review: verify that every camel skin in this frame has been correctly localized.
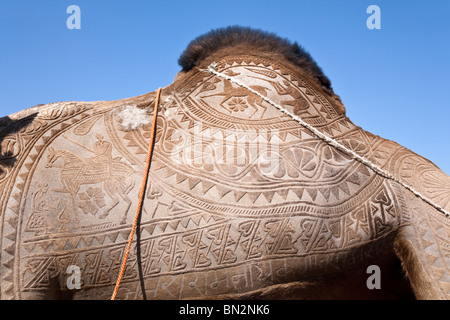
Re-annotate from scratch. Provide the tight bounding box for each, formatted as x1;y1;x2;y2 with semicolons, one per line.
0;27;448;300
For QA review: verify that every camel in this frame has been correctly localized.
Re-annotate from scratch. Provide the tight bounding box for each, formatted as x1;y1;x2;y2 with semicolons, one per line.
0;26;448;300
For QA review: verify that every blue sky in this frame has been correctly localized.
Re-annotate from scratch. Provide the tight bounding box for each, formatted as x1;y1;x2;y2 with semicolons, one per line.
0;0;449;174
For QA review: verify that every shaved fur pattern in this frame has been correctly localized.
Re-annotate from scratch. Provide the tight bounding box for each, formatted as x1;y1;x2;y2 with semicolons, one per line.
178;26;333;94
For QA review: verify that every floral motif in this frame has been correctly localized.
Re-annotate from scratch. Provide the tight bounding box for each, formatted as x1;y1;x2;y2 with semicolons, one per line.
259;148;318;179
420;170;450;210
228;97;248;112
78;187;106;215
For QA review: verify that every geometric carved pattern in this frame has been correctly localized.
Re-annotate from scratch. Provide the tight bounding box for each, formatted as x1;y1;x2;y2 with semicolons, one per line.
1;53;448;300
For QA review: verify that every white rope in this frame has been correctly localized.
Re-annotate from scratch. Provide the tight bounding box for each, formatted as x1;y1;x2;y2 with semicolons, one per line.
206;63;450;218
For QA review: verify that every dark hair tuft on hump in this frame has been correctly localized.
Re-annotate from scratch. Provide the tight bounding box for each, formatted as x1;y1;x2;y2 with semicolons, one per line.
178;26;332;92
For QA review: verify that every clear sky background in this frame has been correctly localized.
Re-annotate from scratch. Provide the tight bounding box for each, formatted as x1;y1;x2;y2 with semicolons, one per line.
0;0;449;174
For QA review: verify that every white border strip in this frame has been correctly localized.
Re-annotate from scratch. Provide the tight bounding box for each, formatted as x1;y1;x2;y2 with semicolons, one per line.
206;63;450;218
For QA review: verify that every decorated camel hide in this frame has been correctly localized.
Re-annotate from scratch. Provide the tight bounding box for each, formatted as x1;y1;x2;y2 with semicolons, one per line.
0;27;449;300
